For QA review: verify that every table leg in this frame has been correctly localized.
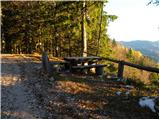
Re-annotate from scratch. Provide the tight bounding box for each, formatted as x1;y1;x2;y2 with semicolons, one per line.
96;66;104;75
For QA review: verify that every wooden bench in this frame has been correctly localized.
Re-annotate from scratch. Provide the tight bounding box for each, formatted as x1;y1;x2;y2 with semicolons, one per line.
63;56;106;75
64;56;102;66
50;61;70;72
72;64;107;75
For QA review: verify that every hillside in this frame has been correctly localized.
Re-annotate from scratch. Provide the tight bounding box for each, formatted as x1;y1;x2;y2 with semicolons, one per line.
119;40;159;62
101;40;159;86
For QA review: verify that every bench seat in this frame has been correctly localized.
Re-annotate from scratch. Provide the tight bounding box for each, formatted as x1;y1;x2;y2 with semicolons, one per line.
72;64;106;69
50;61;69;64
72;64;107;75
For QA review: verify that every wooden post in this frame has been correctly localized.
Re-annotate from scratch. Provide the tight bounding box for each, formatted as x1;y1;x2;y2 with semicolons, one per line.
42;51;51;73
96;66;104;75
118;61;124;79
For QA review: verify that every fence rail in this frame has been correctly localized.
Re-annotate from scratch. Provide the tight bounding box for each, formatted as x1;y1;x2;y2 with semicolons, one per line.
86;52;159;78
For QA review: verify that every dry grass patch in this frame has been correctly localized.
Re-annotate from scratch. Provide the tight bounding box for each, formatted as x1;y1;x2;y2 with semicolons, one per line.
77;100;107;111
55;81;93;94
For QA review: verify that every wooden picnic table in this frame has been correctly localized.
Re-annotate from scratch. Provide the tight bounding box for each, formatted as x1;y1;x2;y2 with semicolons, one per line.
64;56;102;65
63;56;106;75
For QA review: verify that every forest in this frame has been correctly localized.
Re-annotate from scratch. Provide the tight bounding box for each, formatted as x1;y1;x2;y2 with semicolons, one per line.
1;1;117;56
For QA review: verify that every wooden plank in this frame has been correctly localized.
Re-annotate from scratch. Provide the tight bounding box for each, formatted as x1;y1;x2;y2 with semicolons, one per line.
102;57;120;63
64;56;102;62
72;64;107;69
72;64;106;75
123;61;159;73
50;61;69;64
72;66;84;69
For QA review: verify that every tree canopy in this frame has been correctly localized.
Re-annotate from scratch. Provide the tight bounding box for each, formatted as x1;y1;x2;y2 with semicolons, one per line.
1;1;117;57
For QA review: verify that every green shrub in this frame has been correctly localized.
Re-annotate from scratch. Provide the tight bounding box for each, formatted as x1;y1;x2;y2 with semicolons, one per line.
149;73;159;86
125;78;145;88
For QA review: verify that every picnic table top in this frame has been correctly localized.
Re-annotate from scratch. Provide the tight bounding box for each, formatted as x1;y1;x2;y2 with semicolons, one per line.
64;56;102;61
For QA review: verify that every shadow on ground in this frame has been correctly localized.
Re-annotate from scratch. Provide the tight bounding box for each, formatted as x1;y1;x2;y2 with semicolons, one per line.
1;58;46;119
43;72;159;119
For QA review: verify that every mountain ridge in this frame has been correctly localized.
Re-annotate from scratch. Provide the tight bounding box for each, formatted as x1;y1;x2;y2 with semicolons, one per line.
118;40;159;62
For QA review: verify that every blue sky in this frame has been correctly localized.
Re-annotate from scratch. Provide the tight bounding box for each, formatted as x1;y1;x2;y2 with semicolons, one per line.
104;0;160;41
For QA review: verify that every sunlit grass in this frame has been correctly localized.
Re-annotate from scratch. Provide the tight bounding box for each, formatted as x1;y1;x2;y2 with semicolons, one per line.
77;100;107;111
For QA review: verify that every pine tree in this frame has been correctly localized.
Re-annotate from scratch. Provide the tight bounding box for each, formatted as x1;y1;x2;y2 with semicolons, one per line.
1;1;117;57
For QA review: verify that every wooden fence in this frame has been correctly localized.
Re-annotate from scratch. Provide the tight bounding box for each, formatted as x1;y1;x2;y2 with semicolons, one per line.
86;52;159;79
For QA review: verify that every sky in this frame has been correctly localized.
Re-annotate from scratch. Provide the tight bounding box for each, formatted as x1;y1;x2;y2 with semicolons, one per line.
104;0;160;41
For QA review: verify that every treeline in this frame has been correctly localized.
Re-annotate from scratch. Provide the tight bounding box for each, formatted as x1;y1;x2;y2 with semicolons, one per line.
1;1;117;57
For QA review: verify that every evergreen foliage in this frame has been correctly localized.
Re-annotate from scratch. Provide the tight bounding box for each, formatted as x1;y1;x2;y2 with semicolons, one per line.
1;1;117;57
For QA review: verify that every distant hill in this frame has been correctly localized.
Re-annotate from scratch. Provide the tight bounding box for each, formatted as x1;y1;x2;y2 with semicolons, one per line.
119;40;159;62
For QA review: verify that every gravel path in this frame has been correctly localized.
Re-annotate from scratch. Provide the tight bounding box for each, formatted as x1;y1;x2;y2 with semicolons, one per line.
1;54;46;119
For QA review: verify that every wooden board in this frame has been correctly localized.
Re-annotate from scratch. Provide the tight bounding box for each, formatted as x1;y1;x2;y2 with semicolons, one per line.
64;56;102;62
72;64;107;69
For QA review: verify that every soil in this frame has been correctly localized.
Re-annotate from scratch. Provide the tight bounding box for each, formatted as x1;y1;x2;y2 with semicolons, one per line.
1;54;46;118
1;54;158;119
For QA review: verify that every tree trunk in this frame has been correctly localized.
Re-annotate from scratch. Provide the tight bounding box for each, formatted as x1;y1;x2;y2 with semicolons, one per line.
55;38;58;57
5;41;12;53
4;34;12;53
51;38;53;57
96;2;103;56
81;1;87;57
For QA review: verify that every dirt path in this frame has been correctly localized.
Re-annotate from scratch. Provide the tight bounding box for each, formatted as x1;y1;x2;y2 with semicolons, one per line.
1;54;46;119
